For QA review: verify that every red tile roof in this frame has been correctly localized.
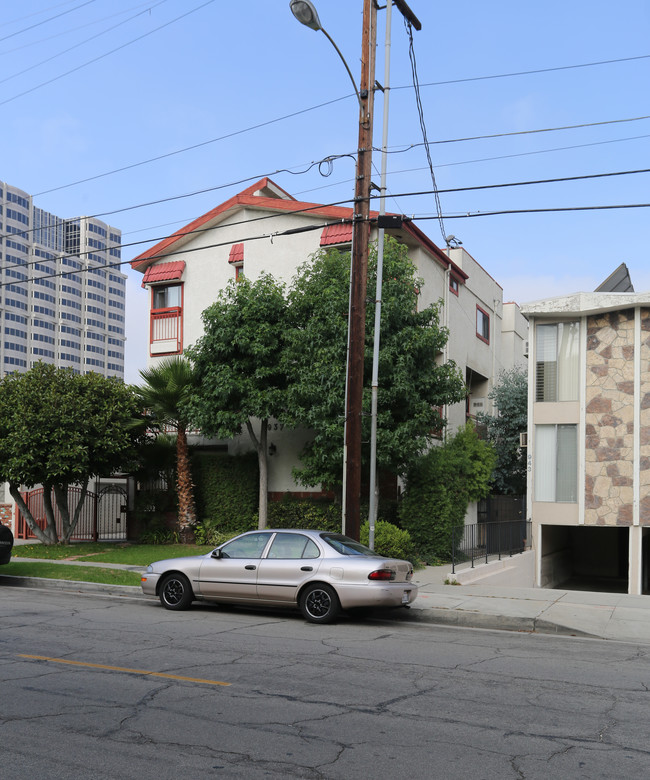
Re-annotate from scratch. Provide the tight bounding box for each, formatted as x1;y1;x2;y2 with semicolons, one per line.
228;243;244;264
141;260;185;287
130;177;467;283
321;223;353;246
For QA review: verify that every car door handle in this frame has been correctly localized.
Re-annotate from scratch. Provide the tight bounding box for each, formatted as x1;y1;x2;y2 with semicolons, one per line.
300;566;313;572
245;565;257;570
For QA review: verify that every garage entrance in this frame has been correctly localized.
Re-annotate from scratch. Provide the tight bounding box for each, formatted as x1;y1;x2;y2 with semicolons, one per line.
541;525;629;593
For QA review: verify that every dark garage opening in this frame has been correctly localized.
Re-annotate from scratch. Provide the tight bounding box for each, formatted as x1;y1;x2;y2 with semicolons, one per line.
541;525;629;593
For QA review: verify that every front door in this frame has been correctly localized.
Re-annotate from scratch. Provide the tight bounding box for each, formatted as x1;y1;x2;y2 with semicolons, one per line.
197;531;273;601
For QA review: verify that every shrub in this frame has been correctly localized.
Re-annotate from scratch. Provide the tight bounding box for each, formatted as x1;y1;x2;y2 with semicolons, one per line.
191;451;258;533
400;423;496;563
193;517;252;547
360;520;416;562
266;495;340;532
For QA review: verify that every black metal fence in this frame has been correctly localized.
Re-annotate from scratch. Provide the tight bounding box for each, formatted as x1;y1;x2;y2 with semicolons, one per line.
451;519;532;574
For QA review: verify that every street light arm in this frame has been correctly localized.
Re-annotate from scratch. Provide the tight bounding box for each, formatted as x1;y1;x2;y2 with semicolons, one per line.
319;27;363;109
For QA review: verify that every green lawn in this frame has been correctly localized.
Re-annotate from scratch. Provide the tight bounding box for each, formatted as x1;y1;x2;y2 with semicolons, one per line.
1;561;142;586
12;543;214;565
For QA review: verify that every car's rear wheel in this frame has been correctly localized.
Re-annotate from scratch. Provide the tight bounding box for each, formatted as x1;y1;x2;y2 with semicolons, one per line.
299;583;340;624
159;573;193;611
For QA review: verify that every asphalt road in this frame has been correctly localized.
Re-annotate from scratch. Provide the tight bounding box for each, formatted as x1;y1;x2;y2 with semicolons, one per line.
2;587;650;779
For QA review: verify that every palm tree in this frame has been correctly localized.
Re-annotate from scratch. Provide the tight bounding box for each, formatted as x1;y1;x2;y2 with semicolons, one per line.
139;357;197;542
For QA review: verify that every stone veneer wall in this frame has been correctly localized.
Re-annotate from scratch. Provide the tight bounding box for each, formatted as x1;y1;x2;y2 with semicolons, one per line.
641;309;650;523
585;310;635;525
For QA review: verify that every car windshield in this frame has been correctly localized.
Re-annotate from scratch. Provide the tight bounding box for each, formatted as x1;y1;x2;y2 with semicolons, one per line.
320;533;383;557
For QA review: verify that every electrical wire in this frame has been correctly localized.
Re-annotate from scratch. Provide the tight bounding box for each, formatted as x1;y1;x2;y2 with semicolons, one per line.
5;163;649;263
1;154;356;244
0;0;96;44
0;1;161;55
404;17;446;242
394;53;650;91
0;0;169;88
33;95;354;197
381;115;650;154
0;0;217;108
4;177;650;283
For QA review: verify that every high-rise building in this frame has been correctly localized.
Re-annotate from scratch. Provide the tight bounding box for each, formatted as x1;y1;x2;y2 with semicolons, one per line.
0;180;126;378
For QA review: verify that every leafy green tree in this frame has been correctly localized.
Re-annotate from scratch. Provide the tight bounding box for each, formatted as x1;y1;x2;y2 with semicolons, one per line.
185;274;288;529
477;367;528;495
284;238;466;492
138;357;198;542
0;363;142;544
400;424;496;562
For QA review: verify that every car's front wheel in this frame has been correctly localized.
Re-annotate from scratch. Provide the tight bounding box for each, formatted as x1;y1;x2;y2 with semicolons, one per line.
159;573;194;611
299;583;340;624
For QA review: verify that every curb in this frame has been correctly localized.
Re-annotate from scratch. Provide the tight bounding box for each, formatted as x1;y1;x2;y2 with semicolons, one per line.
1;573;598;638
0;574;145;599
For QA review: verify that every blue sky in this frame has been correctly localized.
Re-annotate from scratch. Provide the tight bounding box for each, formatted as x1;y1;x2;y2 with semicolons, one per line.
2;0;649;382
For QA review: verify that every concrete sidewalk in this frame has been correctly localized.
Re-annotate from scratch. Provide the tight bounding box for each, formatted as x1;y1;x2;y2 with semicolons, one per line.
408;564;650;643
5;557;650;644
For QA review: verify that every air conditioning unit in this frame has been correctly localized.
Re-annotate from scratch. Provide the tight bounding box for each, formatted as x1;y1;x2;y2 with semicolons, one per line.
519;432;528;447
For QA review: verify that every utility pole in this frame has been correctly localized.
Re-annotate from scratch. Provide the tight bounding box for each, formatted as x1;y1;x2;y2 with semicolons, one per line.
344;0;377;540
344;0;421;541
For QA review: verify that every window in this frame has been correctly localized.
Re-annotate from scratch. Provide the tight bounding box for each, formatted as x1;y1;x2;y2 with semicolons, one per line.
449;276;459;296
219;532;273;559
476;306;490;343
534;424;578;502
151;284;182;355
153;285;182;310
267;533;320;559
535;322;579;402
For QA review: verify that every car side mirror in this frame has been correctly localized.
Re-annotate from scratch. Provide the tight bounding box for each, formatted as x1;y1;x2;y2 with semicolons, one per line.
211;549;222;559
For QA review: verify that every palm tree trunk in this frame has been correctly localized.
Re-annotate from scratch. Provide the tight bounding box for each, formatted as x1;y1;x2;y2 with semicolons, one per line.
176;423;196;543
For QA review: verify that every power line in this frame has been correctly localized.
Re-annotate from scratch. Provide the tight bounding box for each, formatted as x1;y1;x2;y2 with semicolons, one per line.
418;204;650;219
33;95;353;197
403;16;446;242
0;0;96;44
8;162;649;261
0;1;159;55
383;115;650;154
0;0;217;108
4;184;650;285
0;0;169;88
393;53;650;90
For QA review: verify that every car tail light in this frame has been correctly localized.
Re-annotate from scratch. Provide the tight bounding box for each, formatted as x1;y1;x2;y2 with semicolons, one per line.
368;569;395;581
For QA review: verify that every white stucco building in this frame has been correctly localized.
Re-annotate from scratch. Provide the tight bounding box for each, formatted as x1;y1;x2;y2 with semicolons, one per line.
131;177;527;497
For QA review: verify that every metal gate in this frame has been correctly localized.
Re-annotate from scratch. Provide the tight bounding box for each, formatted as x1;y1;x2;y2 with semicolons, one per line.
15;483;128;541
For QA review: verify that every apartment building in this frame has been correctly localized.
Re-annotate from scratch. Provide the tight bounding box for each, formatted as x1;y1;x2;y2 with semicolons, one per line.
131;177;527;496
0;179;126;378
522;290;650;595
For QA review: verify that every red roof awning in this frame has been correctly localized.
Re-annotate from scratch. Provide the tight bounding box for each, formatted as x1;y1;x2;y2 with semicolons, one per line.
142;260;185;287
228;243;244;264
320;223;353;246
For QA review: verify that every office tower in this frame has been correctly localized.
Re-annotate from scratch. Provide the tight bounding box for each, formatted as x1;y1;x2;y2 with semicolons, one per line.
0;180;126;378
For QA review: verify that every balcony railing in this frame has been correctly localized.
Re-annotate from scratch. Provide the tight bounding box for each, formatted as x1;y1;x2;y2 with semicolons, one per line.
450;519;532;574
151;307;182;354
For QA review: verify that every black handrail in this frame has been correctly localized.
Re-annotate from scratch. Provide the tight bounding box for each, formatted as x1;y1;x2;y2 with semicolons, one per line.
451;520;531;574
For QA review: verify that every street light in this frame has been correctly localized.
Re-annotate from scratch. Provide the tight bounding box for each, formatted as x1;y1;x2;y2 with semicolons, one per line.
290;0;376;540
289;0;363;108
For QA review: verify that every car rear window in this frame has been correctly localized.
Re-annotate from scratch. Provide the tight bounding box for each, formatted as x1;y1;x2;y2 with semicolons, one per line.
320;533;382;557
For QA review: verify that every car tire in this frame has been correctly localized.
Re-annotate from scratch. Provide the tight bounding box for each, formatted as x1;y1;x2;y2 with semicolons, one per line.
299;583;340;624
159;573;194;611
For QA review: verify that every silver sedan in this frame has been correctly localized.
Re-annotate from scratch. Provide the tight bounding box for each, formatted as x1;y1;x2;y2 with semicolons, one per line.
141;528;418;623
